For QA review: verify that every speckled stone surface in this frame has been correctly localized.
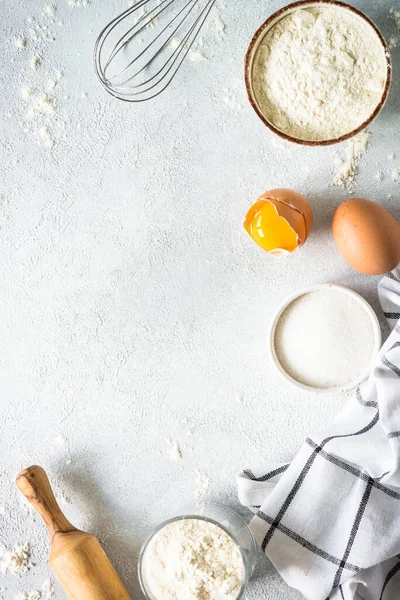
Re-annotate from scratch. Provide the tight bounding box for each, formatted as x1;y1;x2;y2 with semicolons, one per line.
0;1;399;598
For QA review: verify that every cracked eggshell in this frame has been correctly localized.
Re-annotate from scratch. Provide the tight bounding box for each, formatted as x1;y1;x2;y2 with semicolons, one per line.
244;188;313;256
260;188;313;246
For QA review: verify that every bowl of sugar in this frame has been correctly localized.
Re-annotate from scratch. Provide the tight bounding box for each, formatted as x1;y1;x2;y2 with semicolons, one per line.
269;284;381;394
245;0;391;145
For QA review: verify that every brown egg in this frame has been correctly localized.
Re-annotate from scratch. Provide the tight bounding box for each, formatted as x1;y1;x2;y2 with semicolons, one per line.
332;198;400;275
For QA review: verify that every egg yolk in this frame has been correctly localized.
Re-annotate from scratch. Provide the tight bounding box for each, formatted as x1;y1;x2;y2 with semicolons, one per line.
248;201;299;253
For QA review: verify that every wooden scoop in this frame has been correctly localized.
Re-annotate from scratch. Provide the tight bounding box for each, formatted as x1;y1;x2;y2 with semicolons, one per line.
16;466;132;600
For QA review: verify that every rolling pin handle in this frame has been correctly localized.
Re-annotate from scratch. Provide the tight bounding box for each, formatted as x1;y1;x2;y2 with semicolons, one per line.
16;465;77;539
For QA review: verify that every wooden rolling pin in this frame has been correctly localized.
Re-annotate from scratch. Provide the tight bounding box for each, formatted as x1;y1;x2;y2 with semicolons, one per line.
16;466;132;600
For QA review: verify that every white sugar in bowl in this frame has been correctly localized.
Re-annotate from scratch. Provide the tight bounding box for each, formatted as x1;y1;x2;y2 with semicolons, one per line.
269;284;382;395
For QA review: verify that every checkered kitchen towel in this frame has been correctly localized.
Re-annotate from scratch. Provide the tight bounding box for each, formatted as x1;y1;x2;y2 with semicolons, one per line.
238;268;400;600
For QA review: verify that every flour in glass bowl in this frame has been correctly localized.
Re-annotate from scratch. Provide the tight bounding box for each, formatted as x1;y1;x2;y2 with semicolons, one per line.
252;6;388;141
141;518;244;600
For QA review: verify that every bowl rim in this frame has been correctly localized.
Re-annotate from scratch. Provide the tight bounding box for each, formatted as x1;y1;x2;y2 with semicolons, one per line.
244;0;392;146
268;283;382;395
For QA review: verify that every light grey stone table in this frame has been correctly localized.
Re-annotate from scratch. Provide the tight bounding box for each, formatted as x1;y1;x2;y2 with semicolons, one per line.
0;0;399;598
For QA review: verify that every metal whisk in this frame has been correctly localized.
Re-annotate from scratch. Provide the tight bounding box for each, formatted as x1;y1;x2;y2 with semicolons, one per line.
94;0;216;102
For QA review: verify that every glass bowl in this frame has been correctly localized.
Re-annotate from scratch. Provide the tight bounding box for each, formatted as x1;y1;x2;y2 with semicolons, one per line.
138;504;257;600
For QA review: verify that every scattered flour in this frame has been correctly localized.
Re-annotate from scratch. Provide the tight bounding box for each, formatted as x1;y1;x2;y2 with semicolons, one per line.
209;7;226;40
27;19;54;44
195;471;211;501
37;127;53;147
0;544;31;575
20;73;62;146
375;170;384;183
388;152;396;161
141;519;244;600
68;0;88;7
169;4;225;62
21;86;35;100
134;7;156;29
392;170;400;183
26;93;56;118
391;7;400;28
55;433;67;446
332;131;371;190
41;579;55;599
10;578;54;600
388;8;400;48
193;4;225;57
31;56;41;71
43;5;57;16
14;37;27;51
223;89;243;111
165;438;182;461
13;4;66;148
169;37;206;62
47;70;63;91
253;7;387;141
188;49;205;62
15;592;41;600
169;37;181;51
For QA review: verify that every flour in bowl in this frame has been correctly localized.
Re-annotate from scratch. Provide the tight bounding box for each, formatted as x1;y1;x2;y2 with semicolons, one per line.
252;6;388;141
141;518;244;599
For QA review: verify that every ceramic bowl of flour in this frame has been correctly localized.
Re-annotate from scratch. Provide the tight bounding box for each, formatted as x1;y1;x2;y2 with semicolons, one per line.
138;504;257;600
245;0;391;145
269;284;382;395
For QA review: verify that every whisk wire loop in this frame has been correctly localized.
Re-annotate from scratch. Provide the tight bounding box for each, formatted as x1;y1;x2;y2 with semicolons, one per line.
109;0;198;83
94;0;216;102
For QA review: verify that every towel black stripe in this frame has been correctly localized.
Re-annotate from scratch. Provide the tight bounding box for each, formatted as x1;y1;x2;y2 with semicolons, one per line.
330;478;373;591
260;447;319;551
384;312;400;319
256;510;360;572
379;558;400;599
243;464;289;482
356;386;377;409
388;431;400;439
382;356;400;377
340;585;345;600
261;410;379;552
376;470;390;482
321;410;379;447
386;272;400;283
306;439;400;499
